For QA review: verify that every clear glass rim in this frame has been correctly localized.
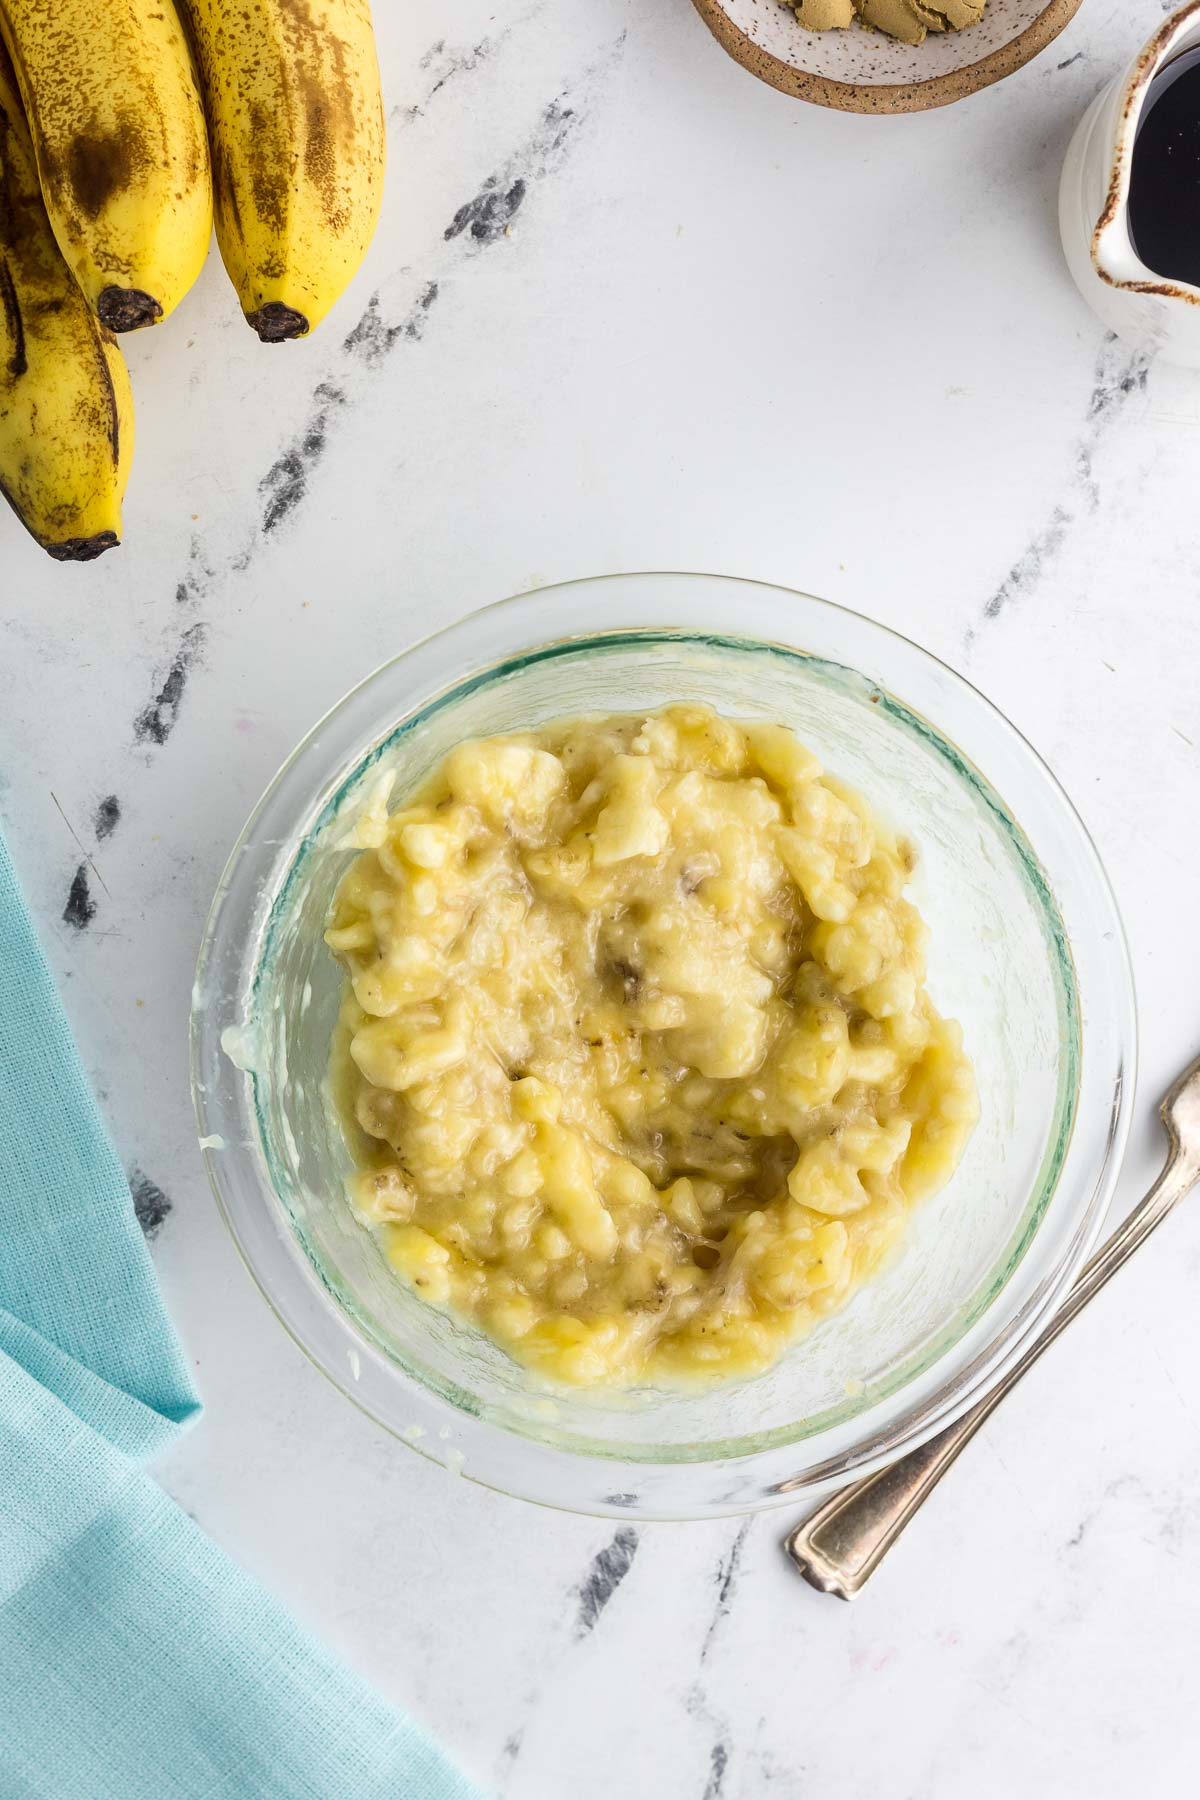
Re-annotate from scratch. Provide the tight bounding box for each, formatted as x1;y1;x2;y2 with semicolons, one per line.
252;629;1080;1457
191;572;1137;1520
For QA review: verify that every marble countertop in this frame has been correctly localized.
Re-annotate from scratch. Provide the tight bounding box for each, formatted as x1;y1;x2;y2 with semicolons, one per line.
3;0;1200;1793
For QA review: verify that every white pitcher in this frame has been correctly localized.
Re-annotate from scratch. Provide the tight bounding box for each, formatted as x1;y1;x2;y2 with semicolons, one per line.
1060;0;1200;367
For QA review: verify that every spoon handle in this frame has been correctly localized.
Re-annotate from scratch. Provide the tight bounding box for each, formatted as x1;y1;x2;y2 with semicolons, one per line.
785;1137;1200;1599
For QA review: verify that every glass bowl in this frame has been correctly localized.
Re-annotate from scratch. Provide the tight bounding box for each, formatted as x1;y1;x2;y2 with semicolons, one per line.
191;573;1136;1521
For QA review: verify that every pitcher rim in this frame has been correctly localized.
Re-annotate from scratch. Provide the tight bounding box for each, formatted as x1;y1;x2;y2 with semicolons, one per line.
1092;0;1200;307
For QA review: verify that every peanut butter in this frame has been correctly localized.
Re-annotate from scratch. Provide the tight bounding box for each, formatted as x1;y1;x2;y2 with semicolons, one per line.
789;0;985;47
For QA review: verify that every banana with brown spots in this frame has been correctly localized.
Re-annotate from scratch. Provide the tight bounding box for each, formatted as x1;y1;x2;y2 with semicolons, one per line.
181;0;385;341
0;42;133;560
0;0;212;332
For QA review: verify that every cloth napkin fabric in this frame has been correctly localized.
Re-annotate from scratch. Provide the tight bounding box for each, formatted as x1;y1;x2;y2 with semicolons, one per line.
0;826;479;1800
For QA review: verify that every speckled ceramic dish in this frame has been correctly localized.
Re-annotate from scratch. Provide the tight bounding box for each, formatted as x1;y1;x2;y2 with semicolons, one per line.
691;0;1084;113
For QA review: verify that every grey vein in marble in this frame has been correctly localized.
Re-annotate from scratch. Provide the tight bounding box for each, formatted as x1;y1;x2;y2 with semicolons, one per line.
965;333;1152;652
133;622;208;748
575;1525;639;1636
498;1729;523;1774
62;863;97;930
702;1742;730;1800
444;96;579;246
685;1680;734;1800
700;1519;751;1665
402;35;499;124
446;174;529;246
51;789;113;927
1066;1471;1195;1560
248;281;442;545
255;281;439;547
260;381;349;536
979;505;1073;631
175;539;216;609
444;34;626;250
342;281;439;372
129;1168;172;1239
397;7;548;132
93;794;121;841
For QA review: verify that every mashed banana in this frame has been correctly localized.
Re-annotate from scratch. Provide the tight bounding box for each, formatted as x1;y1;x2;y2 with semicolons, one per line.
326;706;977;1387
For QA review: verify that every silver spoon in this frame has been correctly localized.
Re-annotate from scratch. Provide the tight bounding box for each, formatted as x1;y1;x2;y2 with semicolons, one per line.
785;1051;1200;1599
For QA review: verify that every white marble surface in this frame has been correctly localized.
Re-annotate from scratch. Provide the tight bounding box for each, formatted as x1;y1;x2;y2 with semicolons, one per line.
3;0;1200;1793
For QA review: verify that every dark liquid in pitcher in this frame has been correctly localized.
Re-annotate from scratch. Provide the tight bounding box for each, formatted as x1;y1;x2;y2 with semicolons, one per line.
1128;46;1200;287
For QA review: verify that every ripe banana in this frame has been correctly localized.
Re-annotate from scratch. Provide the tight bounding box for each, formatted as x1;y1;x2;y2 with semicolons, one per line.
0;0;211;331
181;0;384;341
0;44;133;560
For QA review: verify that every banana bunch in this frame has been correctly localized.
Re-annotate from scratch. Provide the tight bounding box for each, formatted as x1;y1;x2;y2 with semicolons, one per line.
0;0;384;562
0;44;133;561
185;0;385;343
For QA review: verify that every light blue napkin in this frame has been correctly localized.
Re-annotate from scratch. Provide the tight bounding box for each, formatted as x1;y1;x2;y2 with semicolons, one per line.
0;827;479;1800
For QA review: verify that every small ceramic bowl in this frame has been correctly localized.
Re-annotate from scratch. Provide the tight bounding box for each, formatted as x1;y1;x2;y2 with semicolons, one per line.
691;0;1084;113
